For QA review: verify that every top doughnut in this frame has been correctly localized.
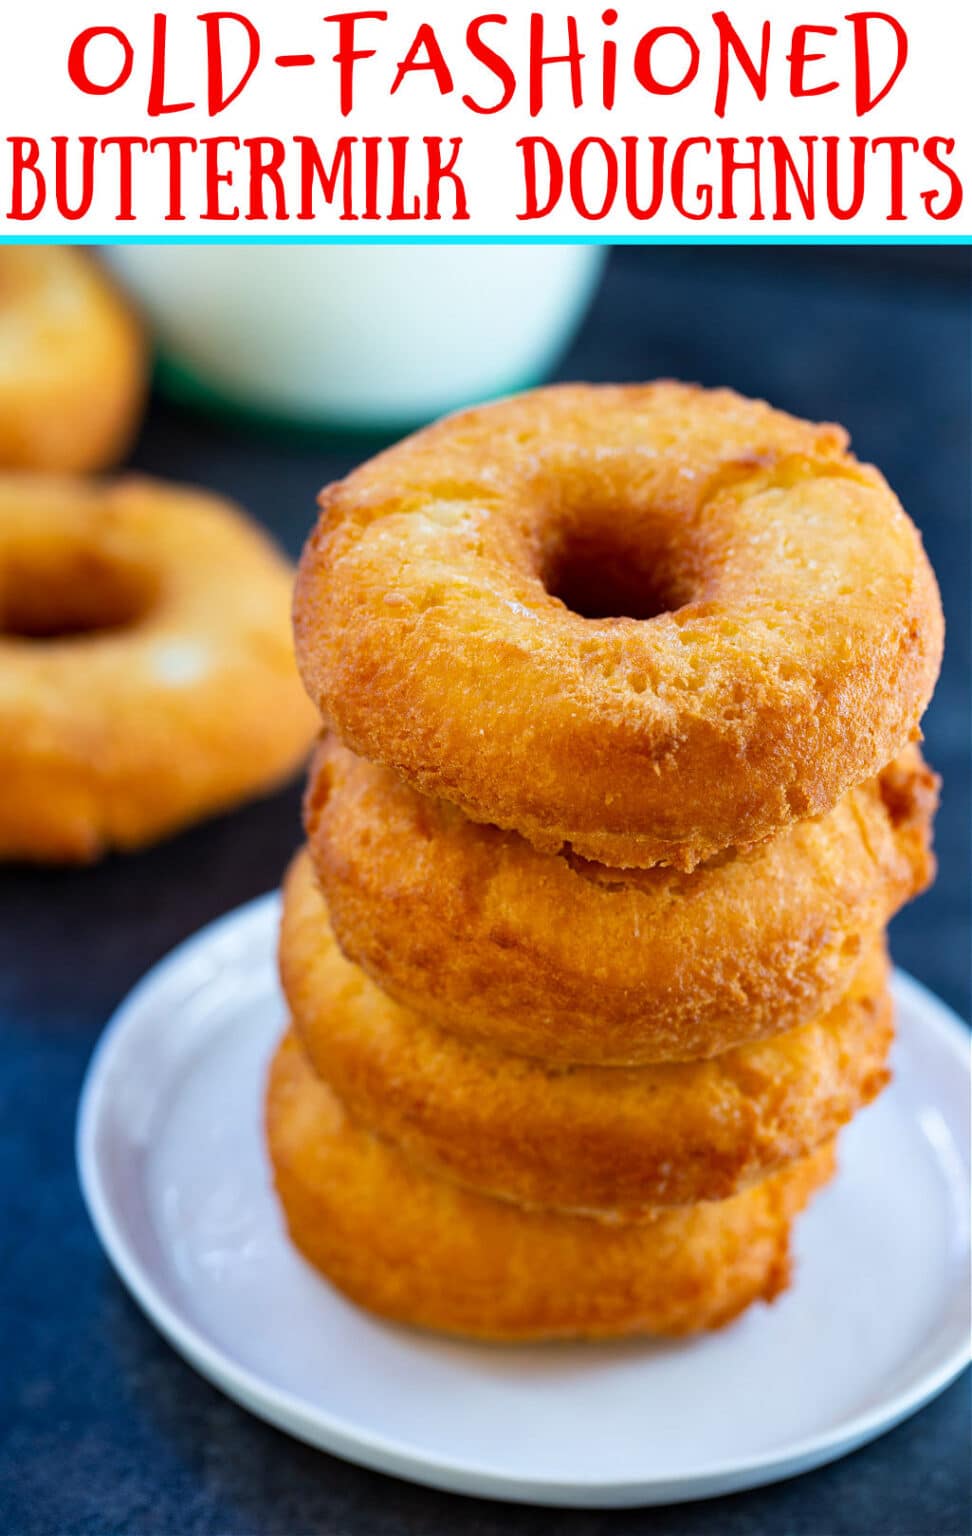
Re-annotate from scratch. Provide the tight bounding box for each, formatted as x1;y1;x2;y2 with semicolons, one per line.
295;383;943;868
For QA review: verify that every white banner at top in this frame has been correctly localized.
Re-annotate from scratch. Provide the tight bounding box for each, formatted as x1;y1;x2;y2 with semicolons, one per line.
0;1;969;236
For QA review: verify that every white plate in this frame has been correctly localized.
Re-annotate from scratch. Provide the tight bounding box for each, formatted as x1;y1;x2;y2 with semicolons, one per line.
77;893;971;1509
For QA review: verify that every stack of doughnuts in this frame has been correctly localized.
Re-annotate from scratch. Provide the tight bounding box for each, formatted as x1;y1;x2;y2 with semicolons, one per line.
272;383;943;1341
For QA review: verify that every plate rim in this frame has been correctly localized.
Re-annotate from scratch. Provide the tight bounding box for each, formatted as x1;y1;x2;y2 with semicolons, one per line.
76;890;972;1508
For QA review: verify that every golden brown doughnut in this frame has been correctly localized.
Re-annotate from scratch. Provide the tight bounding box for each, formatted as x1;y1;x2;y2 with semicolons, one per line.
305;736;935;1063
266;1029;836;1341
295;383;943;870
0;475;318;861
0;249;146;472
281;849;890;1214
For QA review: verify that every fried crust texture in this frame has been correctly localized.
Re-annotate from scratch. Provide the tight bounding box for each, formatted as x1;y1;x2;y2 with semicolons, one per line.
266;1028;837;1341
295;383;942;869
304;736;935;1063
282;849;890;1212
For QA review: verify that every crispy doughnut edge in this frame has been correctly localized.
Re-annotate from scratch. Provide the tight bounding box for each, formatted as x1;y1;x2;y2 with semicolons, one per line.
266;1029;837;1342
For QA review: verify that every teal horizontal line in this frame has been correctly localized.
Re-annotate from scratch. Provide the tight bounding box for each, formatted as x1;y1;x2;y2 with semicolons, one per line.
0;233;969;245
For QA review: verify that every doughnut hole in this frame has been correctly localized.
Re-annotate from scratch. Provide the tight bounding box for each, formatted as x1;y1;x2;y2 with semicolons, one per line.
0;543;159;639
541;519;708;622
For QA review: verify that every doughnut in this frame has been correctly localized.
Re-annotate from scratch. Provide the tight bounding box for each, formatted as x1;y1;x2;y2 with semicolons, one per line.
295;383;943;869
305;735;935;1063
266;1028;836;1341
0;475;318;861
282;848;890;1213
0;249;146;472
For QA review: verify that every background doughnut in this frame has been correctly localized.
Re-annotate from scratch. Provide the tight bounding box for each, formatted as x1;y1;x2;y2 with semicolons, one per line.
295;383;943;869
0;249;147;473
0;475;318;861
282;849;891;1213
305;736;936;1063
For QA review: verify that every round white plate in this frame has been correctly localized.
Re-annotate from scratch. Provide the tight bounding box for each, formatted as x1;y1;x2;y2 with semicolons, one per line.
77;892;971;1509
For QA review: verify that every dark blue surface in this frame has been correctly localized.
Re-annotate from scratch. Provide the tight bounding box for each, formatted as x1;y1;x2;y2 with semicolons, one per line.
1;247;969;1536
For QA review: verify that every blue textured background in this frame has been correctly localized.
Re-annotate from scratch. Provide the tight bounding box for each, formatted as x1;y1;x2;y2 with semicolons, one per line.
1;246;969;1535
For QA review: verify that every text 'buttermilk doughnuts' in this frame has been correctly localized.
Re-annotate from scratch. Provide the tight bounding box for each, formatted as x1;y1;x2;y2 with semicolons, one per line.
295;383;943;870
